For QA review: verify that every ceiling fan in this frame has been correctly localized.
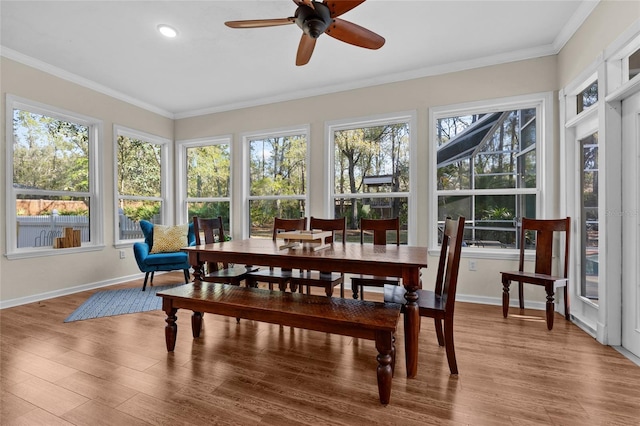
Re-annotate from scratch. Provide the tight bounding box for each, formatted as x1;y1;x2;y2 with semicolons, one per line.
225;0;385;66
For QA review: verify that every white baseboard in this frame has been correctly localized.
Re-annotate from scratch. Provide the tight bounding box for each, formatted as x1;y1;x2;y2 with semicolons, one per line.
0;273;144;310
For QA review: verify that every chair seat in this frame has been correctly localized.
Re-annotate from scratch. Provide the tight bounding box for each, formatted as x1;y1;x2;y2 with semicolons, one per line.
291;270;343;297
384;284;445;315
204;265;259;280
501;271;568;288
248;268;295;280
351;275;400;286
144;251;188;266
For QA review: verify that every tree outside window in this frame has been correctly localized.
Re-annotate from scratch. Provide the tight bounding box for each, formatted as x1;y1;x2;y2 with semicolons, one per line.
248;131;307;238
332;118;411;243
10;100;98;252
186;143;231;232
116;127;167;242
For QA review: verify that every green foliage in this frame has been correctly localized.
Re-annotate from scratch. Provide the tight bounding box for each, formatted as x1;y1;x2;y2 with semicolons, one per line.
123;204;160;221
13;110;89;192
117;136;161;197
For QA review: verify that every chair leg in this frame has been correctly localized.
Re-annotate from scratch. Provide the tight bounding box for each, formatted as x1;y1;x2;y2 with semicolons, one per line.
443;316;458;375
545;285;555;330
352;284;359;299
340;281;345;298
183;269;190;283
149;271;155;287
563;285;570;320
518;281;525;309
502;278;510;318
434;318;445;346
142;272;151;291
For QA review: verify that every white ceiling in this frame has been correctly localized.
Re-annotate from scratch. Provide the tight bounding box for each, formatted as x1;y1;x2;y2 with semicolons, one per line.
1;0;598;118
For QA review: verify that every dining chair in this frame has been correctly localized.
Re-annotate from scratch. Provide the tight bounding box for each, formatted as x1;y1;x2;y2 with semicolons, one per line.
350;217;401;300
290;216;346;297
245;217;307;291
192;216;259;285
500;217;571;330
384;216;466;375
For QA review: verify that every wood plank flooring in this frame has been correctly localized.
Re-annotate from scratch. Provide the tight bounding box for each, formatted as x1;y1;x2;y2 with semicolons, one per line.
1;272;639;425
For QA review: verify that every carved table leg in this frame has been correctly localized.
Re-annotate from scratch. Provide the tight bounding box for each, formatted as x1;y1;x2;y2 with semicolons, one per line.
192;311;203;338
375;330;394;405
502;278;511;318
162;299;178;352
403;287;419;378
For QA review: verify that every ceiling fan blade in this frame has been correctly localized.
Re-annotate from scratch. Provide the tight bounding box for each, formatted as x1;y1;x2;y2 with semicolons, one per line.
294;0;315;9
225;18;294;29
296;34;317;66
325;0;366;18
325;18;385;50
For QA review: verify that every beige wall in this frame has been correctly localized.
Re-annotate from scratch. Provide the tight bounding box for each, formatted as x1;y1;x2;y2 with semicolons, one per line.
558;0;640;88
1;58;173;302
2;1;638;307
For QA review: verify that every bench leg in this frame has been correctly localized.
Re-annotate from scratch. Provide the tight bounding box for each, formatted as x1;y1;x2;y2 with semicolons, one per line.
164;307;178;352
375;330;394;405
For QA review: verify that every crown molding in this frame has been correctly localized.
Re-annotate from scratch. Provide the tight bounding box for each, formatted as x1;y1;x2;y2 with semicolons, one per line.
1;47;175;119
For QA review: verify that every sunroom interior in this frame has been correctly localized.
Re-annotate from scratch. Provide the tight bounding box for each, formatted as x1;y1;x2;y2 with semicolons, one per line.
1;0;640;366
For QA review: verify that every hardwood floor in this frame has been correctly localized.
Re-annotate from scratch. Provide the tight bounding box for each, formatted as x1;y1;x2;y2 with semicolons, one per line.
1;272;639;425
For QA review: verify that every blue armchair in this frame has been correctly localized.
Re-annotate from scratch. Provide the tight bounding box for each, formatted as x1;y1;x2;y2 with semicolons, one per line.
133;220;196;291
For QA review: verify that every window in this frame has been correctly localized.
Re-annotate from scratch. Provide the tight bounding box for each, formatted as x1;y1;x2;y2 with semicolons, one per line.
6;95;102;258
329;113;414;244
432;94;551;251
246;127;308;238
115;126;169;245
177;137;232;233
577;80;598;114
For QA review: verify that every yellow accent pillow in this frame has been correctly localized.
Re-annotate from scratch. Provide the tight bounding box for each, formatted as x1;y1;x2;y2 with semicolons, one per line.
150;224;189;254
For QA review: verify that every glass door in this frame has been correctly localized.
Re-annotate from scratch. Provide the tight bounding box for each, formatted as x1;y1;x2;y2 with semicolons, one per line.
579;132;599;304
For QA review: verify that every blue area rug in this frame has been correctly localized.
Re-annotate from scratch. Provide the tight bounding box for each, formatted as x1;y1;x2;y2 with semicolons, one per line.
64;284;185;322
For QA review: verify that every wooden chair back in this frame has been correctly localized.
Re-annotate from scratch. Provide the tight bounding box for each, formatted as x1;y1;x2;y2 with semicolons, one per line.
192;216;226;245
272;217;307;240
360;217;400;245
518;217;571;278
310;217;346;244
435;216;466;313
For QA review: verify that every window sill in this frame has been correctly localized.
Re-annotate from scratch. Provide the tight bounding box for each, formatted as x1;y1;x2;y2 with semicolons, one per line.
4;244;105;260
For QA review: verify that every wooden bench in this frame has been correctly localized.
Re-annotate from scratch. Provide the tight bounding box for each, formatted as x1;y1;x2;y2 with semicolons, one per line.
157;282;402;404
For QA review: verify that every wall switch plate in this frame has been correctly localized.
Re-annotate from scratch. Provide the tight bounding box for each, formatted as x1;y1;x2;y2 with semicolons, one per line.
119;250;126;259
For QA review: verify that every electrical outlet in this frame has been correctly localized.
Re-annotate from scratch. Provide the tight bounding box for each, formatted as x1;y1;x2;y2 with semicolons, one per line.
468;260;477;271
119;250;126;259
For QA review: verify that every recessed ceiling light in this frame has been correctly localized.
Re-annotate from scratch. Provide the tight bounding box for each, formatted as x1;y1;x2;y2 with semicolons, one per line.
157;24;177;38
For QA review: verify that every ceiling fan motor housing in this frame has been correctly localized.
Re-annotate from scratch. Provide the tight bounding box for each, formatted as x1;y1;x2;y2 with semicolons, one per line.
295;2;331;39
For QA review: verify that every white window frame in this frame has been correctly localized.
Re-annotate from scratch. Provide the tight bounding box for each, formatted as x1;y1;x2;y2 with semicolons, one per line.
242;125;310;239
175;135;234;230
429;92;555;259
326;111;417;245
113;125;170;247
5;94;103;259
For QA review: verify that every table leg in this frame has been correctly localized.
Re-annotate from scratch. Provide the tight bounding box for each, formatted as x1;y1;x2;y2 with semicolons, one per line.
162;299;178;352
374;330;394;405
192;311;203;338
403;268;421;378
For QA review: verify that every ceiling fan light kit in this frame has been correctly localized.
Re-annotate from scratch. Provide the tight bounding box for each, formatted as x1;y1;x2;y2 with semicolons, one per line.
225;0;384;66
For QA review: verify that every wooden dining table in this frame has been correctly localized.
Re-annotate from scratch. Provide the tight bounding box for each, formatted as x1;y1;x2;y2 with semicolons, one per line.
182;238;428;378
